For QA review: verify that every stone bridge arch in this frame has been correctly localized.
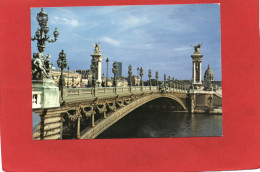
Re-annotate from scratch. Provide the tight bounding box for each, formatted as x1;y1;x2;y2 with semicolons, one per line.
80;93;187;139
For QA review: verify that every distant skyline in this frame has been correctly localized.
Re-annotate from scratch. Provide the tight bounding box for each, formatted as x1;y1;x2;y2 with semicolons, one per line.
31;4;221;81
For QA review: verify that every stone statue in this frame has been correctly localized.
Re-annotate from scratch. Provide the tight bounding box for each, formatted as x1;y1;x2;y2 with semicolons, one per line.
44;54;53;76
191;43;202;54
32;53;51;79
94;42;100;54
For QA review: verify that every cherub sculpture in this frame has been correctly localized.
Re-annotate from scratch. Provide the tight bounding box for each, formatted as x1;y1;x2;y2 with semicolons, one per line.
32;53;52;79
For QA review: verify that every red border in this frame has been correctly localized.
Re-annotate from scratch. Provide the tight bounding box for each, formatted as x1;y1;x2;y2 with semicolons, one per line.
1;0;260;171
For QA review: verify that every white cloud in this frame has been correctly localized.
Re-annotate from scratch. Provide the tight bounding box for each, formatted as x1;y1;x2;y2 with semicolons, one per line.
120;13;151;30
102;37;120;46
174;46;190;52
51;16;79;27
49;8;80;27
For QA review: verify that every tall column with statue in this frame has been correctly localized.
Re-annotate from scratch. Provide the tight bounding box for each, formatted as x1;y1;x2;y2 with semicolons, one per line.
91;42;103;87
191;43;204;90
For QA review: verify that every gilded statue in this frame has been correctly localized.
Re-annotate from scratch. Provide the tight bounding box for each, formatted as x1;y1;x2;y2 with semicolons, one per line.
94;42;101;54
191;43;202;54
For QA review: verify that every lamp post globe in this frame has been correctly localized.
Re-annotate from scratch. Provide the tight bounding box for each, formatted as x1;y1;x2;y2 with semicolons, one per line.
37;8;48;28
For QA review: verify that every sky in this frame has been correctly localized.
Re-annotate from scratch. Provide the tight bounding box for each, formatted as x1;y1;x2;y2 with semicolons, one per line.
31;4;221;81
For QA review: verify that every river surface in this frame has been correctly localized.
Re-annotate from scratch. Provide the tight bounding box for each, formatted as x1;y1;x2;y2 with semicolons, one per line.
97;111;222;139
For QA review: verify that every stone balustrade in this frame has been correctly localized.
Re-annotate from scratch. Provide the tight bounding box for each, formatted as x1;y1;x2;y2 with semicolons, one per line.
32;91;42;109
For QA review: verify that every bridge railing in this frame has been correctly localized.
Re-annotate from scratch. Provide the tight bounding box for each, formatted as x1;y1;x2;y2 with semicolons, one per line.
63;86;160;99
32;91;42;109
62;85;188;101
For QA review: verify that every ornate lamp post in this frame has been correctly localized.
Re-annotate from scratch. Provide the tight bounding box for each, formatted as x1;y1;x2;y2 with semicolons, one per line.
148;69;152;87
91;58;98;88
31;8;59;80
168;75;171;87
155;71;159;87
106;58;109;87
139;67;143;86
67;66;70;88
164;74;166;86
57;50;68;101
128;65;132;86
32;8;59;54
112;61;118;87
137;67;140;86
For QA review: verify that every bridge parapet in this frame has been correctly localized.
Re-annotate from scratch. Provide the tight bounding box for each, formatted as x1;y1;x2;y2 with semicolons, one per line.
63;86;161;102
63;86;187;102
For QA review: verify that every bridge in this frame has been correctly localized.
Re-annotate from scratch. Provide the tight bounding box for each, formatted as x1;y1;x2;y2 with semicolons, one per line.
32;84;222;140
33;85;191;140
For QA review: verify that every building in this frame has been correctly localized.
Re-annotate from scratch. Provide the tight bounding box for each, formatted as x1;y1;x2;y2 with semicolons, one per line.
50;69;90;88
204;64;214;82
115;62;122;77
203;64;216;91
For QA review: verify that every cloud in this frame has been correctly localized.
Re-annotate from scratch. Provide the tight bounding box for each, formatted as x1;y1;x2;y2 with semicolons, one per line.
174;46;190;52
102;37;120;46
51;16;79;27
48;8;80;27
119;13;151;30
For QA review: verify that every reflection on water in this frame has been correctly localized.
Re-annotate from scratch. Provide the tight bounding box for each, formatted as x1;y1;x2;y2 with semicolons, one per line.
97;111;222;139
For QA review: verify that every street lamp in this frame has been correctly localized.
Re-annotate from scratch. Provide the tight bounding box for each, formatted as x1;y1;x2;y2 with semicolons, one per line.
106;58;109;87
139;67;143;86
112;61;118;87
155;71;159;86
128;65;132;86
57;50;68;101
31;8;59;80
31;8;59;54
91;58;98;88
168;75;171;87
67;66;70;88
164;74;166;86
148;69;152;87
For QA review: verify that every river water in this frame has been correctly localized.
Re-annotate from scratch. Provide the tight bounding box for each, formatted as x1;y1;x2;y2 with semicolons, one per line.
97;111;222;139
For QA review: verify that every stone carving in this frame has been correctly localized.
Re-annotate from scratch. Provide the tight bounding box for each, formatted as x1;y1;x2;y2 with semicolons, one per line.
94;42;101;54
32;53;52;79
191;43;202;54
